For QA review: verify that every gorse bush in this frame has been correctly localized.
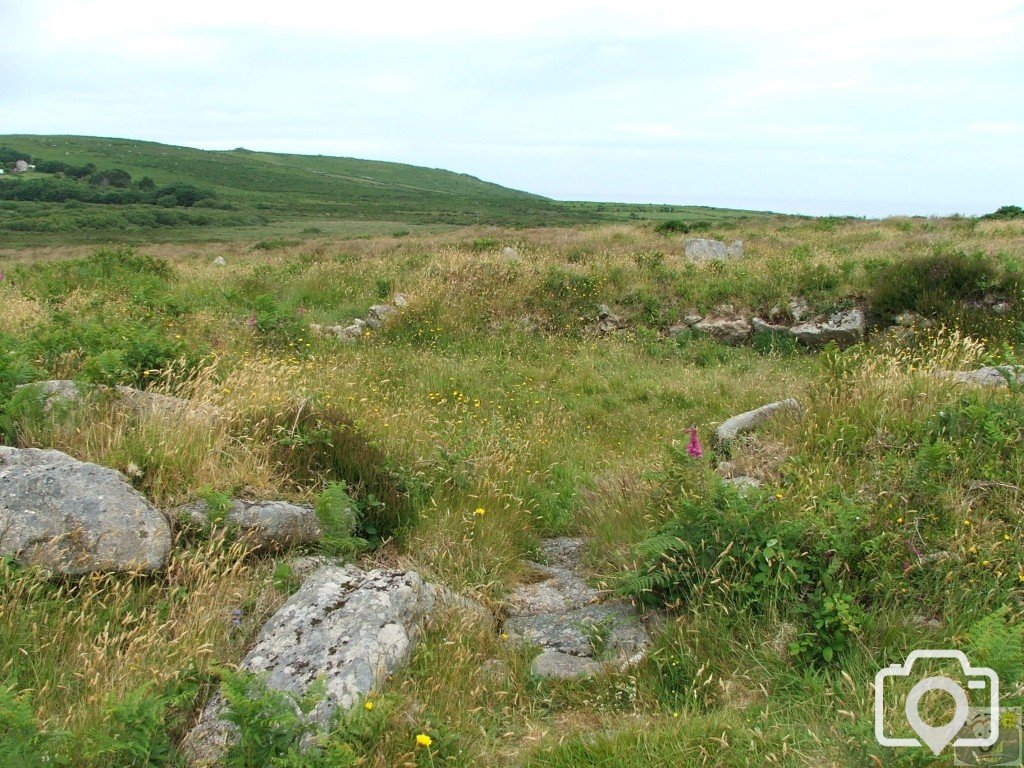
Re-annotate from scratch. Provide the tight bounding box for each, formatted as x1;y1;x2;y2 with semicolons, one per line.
866;246;1014;319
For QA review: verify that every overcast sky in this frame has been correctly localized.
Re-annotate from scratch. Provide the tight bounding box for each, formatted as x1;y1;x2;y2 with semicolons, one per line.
2;0;1022;216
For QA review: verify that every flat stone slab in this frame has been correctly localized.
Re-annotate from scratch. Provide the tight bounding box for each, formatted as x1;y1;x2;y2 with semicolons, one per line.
182;565;440;765
506;562;600;617
0;447;171;575
715;398;801;444
505;602;650;659
946;366;1024;387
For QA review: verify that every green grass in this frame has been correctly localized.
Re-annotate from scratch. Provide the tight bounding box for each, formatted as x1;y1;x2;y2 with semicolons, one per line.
0;135;773;244
1;216;1023;766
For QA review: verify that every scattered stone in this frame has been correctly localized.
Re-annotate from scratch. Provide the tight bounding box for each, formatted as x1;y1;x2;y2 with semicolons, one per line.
789;309;865;348
597;304;612;320
596;304;626;334
770;622;799;660
530;650;603;679
894;312;934;329
716;460;736;477
393;293;409;308
182;566;444;765
725;476;762;492
992;301;1012;315
212;256;226;267
17;379;83;411
693;317;751;344
685;238;740;261
505;603;649;659
0;447;171;575
479;658;512;683
175;499;322;550
788;298;811;323
683;314;703;327
751;317;788;334
502;246;519;260
715;398;801;444
501;537;649;679
945;366;1024;387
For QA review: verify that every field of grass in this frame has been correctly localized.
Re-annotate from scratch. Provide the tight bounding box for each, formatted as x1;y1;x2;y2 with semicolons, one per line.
1;215;1024;766
0;135;772;245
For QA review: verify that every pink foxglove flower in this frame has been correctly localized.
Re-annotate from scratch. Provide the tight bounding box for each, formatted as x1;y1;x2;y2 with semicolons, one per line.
687;426;703;459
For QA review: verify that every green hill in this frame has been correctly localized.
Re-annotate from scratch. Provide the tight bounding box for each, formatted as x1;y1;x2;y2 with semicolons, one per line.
0;135;770;243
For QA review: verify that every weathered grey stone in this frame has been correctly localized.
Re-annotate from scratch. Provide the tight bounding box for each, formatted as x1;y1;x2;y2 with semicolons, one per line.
506;563;600;617
539;537;588;570
530;650;603;679
0;447;171;575
693;317;751;344
17;380;208;419
182;566;440;765
726;476;762;492
683;314;704;327
505;603;649;659
480;658;512;683
789;309;865;348
894;312;934;329
685;238;728;261
212;256;226;267
947;366;1024;387
597;304;612;320
726;240;744;259
366;304;395;324
176;499;322;550
788;298;810;323
715;398;801;444
502;246;519;259
993;301;1012;315
393;293;408;308
751;317;788;334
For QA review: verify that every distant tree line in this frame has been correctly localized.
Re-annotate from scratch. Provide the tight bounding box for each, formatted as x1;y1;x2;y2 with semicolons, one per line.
981;205;1024;220
0;148;214;207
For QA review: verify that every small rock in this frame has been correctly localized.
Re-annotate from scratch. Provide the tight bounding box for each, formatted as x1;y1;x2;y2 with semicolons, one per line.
0;447;171;575
393;293;408;308
725;476;762;492
894;312;934;329
788;298;810;323
531;650;603;679
992;301;1012;315
597;304;612;320
770;622;799;660
693;317;751;344
683;314;703;327
715;398;801;444
502;246;519;259
479;658;512;683
212;256;226;267
716;460;736;477
725;240;744;259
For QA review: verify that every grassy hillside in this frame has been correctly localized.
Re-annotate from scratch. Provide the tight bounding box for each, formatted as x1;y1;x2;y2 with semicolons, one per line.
0;135;771;243
1;216;1023;765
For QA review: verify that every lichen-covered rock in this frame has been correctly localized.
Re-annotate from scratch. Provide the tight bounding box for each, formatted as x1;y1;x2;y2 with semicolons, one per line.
182;566;441;766
505;602;649;659
693;317;751;344
685;238;728;261
176;499;322;549
0;447;171;575
715;398;801;444
790;309;865;348
16;380;217;420
947;366;1024;387
530;650;603;678
751;317;788;334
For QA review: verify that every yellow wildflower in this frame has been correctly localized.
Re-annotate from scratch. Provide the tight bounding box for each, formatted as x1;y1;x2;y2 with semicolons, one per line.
474;507;486;517
364;700;374;711
416;733;433;748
